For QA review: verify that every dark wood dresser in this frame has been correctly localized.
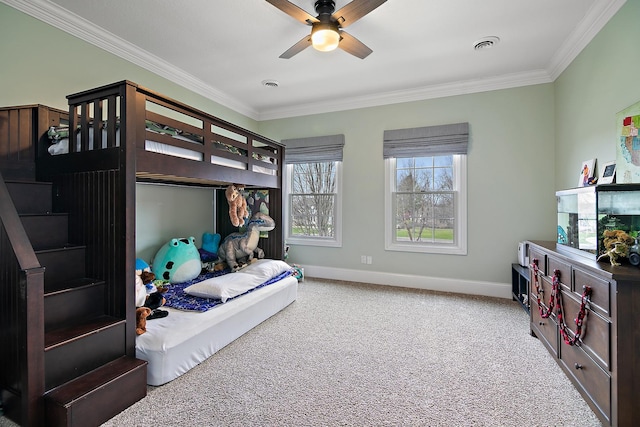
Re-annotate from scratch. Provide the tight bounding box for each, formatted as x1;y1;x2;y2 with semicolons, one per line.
527;240;640;426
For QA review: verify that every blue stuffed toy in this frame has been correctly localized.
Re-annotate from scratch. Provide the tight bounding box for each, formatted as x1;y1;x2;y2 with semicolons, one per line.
198;232;221;262
152;237;201;284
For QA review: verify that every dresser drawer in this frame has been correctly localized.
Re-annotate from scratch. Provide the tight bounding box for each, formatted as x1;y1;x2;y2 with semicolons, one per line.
531;298;558;356
573;267;611;317
548;256;572;292
561;290;611;370
529;246;547;275
560;341;611;423
531;275;554;311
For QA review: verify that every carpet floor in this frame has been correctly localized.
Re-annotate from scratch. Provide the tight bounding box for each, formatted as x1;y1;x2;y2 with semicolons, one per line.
1;278;603;426
104;278;603;426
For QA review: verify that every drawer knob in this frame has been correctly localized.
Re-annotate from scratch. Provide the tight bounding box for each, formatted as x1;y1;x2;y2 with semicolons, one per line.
574;363;583;370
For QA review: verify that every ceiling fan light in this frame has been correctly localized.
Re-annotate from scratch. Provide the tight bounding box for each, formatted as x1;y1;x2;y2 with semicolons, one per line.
311;27;340;52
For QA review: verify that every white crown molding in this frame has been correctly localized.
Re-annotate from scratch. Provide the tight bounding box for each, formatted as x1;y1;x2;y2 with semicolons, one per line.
300;264;512;300
1;0;260;119
257;69;553;120
547;0;627;80
2;0;624;121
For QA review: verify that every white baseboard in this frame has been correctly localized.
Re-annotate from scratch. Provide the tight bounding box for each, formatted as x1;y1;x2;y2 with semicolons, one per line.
299;265;512;300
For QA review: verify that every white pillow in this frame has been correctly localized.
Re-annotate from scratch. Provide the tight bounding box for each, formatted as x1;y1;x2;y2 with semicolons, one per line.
184;272;261;302
241;259;292;281
184;259;292;302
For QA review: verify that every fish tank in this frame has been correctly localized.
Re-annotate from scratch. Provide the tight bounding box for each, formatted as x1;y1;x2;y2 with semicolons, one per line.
556;184;640;260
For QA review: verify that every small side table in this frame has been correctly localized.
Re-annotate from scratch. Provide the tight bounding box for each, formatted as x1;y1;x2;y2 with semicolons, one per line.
511;263;530;313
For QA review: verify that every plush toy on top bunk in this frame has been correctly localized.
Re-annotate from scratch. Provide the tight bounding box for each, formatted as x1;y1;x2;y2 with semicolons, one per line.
218;212;276;272
225;184;249;227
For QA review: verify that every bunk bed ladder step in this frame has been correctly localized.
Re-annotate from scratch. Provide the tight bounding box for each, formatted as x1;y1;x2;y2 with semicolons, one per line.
5;181;53;214
44;279;107;329
36;247;87;287
20;213;69;248
44;317;126;390
44;355;147;427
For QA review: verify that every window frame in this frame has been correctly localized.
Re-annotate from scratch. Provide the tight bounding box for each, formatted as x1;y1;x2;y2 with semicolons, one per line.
284;161;343;247
384;154;467;255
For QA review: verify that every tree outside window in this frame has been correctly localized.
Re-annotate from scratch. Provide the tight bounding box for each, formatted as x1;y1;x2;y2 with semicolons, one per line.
286;161;342;247
395;156;454;244
385;154;466;255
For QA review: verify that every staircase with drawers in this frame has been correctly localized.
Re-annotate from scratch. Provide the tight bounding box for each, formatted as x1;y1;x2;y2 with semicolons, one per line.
0;105;146;426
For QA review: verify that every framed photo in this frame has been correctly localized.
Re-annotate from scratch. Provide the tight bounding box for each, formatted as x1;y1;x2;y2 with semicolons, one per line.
578;159;596;187
599;161;616;184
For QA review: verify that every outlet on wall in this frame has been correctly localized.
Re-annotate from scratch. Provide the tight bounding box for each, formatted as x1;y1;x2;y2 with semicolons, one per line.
360;255;367;264
366;256;372;265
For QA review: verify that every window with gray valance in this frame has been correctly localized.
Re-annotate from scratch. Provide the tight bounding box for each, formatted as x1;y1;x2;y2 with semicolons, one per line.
383;122;468;158
282;134;345;164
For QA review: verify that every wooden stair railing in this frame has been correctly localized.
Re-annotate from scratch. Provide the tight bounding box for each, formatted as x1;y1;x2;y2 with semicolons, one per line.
0;171;45;427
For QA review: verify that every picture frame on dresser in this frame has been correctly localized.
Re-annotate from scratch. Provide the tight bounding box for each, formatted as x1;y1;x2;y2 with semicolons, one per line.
599;161;616;184
578;158;596;187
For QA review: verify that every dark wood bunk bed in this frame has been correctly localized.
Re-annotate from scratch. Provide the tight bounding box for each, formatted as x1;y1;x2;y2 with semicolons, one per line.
0;81;285;426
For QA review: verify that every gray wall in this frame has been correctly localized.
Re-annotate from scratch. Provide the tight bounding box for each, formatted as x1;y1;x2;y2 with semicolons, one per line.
1;1;637;296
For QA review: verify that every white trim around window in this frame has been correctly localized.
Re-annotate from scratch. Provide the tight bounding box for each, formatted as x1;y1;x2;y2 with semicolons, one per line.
284;162;343;247
384;155;467;255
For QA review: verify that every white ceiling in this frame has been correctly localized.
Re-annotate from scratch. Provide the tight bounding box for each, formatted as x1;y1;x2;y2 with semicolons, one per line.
4;0;626;120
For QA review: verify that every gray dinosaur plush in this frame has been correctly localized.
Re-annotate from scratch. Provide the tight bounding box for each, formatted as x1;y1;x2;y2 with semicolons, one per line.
218;212;276;271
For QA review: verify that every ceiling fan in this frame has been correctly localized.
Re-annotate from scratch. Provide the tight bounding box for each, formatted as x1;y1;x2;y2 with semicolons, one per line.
266;0;387;59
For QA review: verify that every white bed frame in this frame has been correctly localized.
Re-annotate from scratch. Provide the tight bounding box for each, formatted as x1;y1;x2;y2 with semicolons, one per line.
135;275;298;386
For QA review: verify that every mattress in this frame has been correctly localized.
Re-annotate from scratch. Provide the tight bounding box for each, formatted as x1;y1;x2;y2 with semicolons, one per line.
135;274;298;386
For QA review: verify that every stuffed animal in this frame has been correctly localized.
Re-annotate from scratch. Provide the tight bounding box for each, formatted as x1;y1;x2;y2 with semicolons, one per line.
218;212;275;271
152;237;201;283
143;292;169;319
199;232;221;262
136;307;152;335
225;184;249;227
135;258;156;307
140;270;158;290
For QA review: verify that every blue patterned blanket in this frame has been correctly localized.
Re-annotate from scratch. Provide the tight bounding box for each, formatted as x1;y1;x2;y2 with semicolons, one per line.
162;269;292;312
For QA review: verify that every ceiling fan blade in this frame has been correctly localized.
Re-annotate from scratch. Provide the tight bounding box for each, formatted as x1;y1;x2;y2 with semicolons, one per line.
279;34;312;59
333;0;387;28
265;0;318;25
337;31;373;59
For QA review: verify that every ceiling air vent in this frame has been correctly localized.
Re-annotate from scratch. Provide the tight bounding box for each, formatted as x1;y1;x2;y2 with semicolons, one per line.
473;36;500;51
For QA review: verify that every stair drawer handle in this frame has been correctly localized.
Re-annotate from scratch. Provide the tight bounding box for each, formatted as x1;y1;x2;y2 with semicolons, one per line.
539;321;545;326
574;363;583;370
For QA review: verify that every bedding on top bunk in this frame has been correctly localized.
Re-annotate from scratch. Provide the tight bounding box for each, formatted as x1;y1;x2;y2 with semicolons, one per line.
46;121;277;175
136;259;298;386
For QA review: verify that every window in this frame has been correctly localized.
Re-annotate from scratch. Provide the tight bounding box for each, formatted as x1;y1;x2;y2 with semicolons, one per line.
283;135;344;247
383;123;468;255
